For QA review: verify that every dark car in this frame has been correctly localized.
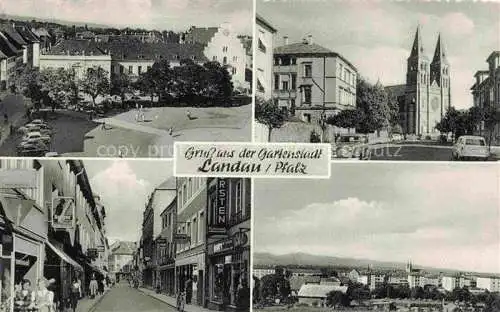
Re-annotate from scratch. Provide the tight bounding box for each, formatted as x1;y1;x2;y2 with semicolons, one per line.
17;142;49;156
333;134;369;159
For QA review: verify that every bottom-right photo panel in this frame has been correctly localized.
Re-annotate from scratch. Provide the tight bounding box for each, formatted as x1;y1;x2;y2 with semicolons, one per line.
252;163;500;312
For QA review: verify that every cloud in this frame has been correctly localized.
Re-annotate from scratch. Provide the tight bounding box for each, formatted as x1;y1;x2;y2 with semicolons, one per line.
90;160;151;241
440;12;475;37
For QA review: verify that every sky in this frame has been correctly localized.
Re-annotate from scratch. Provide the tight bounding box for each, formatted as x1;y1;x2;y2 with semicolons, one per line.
254;163;500;274
83;159;173;244
0;0;252;34
258;0;500;109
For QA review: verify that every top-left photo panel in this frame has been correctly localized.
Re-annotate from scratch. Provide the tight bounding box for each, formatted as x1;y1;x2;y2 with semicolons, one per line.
0;0;253;158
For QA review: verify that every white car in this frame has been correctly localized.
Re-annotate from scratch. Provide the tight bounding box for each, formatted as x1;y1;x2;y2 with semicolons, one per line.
18;123;40;134
30;119;46;125
22;131;51;144
452;135;490;161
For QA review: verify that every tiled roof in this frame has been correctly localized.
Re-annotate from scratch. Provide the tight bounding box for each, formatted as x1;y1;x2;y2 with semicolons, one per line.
46;39;107;56
298;284;348;298
290;276;320;291
98;41;208;62
184;26;218;45
0;32;22;57
274;42;333;55
0;49;8;59
33;28;51;38
0;24;28;48
15;26;40;43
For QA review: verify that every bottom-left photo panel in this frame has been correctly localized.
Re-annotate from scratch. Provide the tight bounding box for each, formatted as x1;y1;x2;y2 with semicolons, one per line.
0;158;251;312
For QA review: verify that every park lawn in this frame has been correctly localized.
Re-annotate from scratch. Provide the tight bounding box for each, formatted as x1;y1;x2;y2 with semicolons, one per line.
112;104;251;132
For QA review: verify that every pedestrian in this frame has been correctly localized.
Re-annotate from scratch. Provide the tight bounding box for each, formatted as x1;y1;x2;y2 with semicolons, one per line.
77;276;83;299
169;127;173;136
89;274;98;299
3;113;8;124
186;110;191;120
34;278;55;312
98;276;104;295
176;291;185;312
70;277;80;312
185;277;193;305
101;120;106;130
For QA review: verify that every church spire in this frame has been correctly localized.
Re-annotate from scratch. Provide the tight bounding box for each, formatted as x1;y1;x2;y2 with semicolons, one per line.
410;25;424;58
432;33;448;65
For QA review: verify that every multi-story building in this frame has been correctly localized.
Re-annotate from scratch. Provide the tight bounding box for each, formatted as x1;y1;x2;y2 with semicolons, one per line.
101;41;207;81
108;241;136;279
158;185;177;296
252;267;275;280
206;178;251;311
175;177;207;307
273;35;358;126
141;191;155;287
14;25;40;67
39;39;112;80
147;178;177;292
184;24;250;92
476;276;500;292
471;51;500;145
386;27;451;135
0;28;24;90
255;15;277;100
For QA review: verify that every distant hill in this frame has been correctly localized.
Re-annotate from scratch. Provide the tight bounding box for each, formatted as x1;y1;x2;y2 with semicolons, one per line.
0;13;113;29
254;252;498;276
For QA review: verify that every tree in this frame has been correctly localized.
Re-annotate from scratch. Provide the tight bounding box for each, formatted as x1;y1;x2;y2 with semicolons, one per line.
356;77;397;133
255;98;286;142
203;61;233;106
16;67;44;107
39;68;77;111
326;108;362;132
326;291;349;308
436;107;470;141
110;72;131;102
80;66;110;107
482;104;500;149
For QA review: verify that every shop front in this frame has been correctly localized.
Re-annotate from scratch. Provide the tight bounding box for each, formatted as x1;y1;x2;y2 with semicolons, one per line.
0;190;47;312
157;263;175;296
206;229;250;311
175;252;204;307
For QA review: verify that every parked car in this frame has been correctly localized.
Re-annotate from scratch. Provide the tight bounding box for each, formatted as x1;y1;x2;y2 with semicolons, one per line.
391;133;403;142
18;123;41;134
22;131;51;145
333;134;369;158
17;140;49;156
30;119;46;125
452;135;489;161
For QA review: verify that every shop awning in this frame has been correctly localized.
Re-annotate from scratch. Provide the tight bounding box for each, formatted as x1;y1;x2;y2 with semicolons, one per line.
46;241;83;271
87;262;107;276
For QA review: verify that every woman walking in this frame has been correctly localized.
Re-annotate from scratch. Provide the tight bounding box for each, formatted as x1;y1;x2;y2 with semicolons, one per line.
176;291;185;312
34;278;55;312
70;277;80;312
89;275;98;299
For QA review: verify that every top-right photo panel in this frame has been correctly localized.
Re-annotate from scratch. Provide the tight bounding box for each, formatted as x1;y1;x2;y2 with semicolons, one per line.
254;0;500;161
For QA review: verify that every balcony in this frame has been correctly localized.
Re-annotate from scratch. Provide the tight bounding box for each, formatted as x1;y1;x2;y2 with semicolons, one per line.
273;89;297;99
273;65;298;73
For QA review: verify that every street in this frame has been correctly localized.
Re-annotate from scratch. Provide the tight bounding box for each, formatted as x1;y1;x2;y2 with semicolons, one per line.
91;283;176;312
365;144;453;161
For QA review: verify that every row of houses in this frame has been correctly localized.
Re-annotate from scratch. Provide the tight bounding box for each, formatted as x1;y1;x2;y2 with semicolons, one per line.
38;23;252;92
133;177;251;311
0;159;110;312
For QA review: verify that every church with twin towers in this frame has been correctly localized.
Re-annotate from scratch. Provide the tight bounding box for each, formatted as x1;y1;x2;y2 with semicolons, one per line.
387;26;451;136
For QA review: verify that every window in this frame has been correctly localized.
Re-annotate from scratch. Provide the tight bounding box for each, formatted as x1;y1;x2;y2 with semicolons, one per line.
291;74;296;90
212;55;217;61
183;184;187;204
281;81;289;91
188;178;193;198
291;58;296;65
120;66;124;74
223;56;227;65
274;57;280;65
128;66;133;74
339;64;343;77
232;56;237;62
232;67;236;75
199;212;205;243
304;86;312;104
192;217;198;245
222;46;228;53
138;66;142;74
274;74;279;90
304;64;312;77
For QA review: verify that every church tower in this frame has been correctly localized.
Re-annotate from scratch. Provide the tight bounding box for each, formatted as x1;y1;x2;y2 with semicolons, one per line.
405;26;430;135
429;34;451;131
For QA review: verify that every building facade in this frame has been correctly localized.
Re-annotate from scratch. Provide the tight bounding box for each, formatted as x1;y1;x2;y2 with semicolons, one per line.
476;276;500;292
273;36;357;125
206;178;251;311
386;27;451;136
176;177;207;307
158;189;177;296
255;15;277;100
471;51;500;145
108;241;135;280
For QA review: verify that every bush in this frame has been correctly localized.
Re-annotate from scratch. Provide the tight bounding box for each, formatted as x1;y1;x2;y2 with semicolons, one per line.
439;134;448;144
425;135;432;140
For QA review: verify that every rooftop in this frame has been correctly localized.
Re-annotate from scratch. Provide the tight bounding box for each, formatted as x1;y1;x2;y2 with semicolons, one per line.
98;41;207;62
0;23;28;48
0;32;22;57
184;26;218;45
15;26;40;43
256;14;277;33
298;284;348;298
46;39;107;56
111;241;136;255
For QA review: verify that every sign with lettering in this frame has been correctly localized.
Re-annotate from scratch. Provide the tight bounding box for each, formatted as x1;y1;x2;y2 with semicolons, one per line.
215;179;227;226
52;197;75;229
173;234;190;244
213;238;233;254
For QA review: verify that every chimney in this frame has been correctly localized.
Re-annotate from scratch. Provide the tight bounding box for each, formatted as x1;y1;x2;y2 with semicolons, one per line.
308;34;313;45
283;36;289;45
